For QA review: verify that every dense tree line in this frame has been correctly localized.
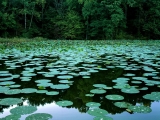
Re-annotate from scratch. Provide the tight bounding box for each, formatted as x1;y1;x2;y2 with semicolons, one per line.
0;0;160;40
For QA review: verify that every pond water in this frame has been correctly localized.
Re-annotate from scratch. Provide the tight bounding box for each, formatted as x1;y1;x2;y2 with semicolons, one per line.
0;43;160;120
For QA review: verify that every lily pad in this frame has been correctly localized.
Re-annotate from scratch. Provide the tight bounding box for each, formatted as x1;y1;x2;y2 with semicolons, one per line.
21;88;37;93
128;105;152;113
90;89;106;94
3;114;21;120
86;102;101;108
56;100;73;107
121;87;140;94
105;94;124;101
93;84;107;89
59;80;73;84
4;89;21;95
131;81;142;84
0;81;15;86
0;87;10;93
114;102;132;108
87;108;108;116
25;113;52;120
50;84;70;89
46;91;59;95
57;75;73;79
10;106;37;115
143;92;160;100
36;90;48;94
37;83;53;87
35;79;51;83
8;84;21;88
0;98;23;106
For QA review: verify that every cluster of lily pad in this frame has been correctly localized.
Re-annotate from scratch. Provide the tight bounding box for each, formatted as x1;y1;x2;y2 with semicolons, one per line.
0;40;160;119
0;97;53;120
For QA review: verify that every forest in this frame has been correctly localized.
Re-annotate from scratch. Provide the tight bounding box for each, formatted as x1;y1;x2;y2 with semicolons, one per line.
0;0;160;40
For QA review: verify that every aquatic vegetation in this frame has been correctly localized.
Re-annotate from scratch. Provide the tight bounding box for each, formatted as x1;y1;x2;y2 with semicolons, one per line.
56;100;73;107
86;102;101;108
0;98;23;105
128;105;152;113
25;113;52;120
87;108;108;116
0;40;159;119
10;106;37;115
105;94;124;101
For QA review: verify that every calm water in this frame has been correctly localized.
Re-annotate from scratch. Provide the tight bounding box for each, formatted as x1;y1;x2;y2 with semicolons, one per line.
0;51;160;120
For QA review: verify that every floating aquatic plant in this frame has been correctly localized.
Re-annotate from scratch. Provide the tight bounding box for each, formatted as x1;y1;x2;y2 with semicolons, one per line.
128;105;152;113
90;89;106;94
143;92;160;100
105;94;124;101
46;91;59;95
0;98;23;106
114;102;132;108
56;100;73;107
25;113;52;120
86;102;101;108
10;106;37;115
87;108;108;116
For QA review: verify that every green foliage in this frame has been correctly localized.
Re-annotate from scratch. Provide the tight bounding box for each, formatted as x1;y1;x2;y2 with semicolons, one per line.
0;0;159;39
55;10;84;39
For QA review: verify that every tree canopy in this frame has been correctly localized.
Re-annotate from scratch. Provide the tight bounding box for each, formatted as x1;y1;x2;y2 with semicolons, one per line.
0;0;159;40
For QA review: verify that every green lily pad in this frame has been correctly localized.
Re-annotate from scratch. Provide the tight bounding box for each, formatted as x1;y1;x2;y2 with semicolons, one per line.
131;81;142;84
20;77;31;81
0;87;10;93
0;81;15;86
21;88;37;93
50;84;70;89
121;87;140;94
93;84;107;88
132;77;147;81
37;83;53;87
35;79;51;83
128;105;152;113
3;114;21;120
57;75;73;79
138;87;148;91
8;84;21;88
90;89;106;94
10;106;37;115
59;80;73;84
4;89;21;95
143;92;160;100
56;100;73;107
105;94;124;101
87;108;108;116
0;98;23;106
46;91;59;95
86;102;101;108
93;116;113;120
114;102;132;108
36;90;48;94
25;113;52;120
22;73;36;77
0;77;13;81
